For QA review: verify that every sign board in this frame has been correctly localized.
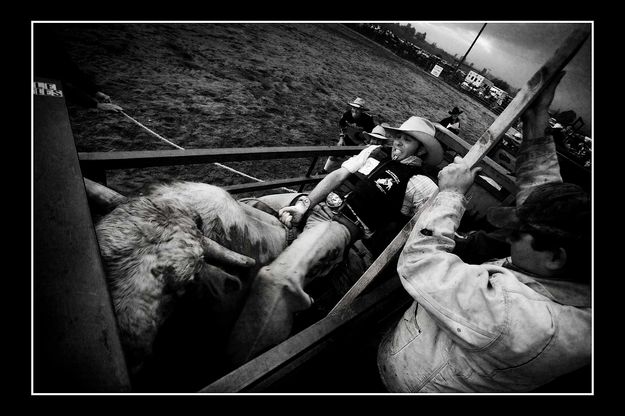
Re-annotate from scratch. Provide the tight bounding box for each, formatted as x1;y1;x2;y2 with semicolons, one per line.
33;81;64;97
430;64;443;77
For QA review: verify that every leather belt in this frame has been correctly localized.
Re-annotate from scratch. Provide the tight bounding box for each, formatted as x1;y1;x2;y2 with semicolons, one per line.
326;192;370;240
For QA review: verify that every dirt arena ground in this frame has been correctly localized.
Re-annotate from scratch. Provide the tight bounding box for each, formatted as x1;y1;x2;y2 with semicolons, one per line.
57;23;498;196
47;23;509;391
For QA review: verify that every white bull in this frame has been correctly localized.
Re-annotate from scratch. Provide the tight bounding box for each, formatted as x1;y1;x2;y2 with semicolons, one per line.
87;179;372;381
90;180;295;375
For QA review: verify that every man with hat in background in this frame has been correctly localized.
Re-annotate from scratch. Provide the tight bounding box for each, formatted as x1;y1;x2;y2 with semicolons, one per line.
439;106;463;135
377;72;591;392
321;97;376;174
363;123;392;146
227;115;444;366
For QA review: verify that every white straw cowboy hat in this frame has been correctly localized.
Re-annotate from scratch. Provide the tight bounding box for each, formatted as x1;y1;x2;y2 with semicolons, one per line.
348;97;369;111
383;116;444;166
363;124;389;141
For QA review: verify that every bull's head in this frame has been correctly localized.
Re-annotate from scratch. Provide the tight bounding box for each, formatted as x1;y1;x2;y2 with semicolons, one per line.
85;179;286;374
88;179;258;375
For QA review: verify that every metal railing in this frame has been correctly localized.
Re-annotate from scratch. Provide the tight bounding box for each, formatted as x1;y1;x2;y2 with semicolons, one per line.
78;145;366;194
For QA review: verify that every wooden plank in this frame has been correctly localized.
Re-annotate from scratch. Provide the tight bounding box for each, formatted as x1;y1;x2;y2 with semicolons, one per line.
33;78;131;392
435;124;517;194
78;146;365;170
329;28;590;314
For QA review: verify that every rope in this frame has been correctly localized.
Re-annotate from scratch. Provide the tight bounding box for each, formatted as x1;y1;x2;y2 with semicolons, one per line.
120;111;185;150
119;110;298;193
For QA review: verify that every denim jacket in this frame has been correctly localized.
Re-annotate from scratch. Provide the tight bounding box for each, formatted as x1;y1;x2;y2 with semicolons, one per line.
377;191;591;392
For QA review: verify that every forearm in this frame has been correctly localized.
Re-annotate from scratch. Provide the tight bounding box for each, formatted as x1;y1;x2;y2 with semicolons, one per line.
400;191;466;268
515;72;565;205
516;113;562;205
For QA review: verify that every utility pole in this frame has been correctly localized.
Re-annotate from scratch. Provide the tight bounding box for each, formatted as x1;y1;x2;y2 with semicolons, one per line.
455;23;487;72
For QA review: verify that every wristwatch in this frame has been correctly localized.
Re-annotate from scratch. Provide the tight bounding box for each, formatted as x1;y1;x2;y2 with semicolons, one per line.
297;195;311;211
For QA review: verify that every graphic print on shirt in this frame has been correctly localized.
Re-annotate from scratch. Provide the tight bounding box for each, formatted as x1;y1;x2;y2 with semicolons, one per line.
357;157;380;176
374;170;400;194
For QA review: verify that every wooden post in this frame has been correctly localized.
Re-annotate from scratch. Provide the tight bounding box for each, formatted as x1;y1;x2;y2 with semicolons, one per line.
33;78;131;392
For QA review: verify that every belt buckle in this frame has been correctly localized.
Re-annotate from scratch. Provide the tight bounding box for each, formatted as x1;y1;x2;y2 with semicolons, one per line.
326;192;343;209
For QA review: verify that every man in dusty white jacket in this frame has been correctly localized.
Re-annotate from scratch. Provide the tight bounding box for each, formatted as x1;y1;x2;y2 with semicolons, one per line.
377;72;591;392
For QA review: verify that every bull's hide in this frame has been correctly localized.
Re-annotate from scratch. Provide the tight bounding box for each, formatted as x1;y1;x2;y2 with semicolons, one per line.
94;183;287;375
93;181;373;390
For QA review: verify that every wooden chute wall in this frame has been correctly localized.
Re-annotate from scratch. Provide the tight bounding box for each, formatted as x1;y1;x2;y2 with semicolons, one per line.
33;78;131;392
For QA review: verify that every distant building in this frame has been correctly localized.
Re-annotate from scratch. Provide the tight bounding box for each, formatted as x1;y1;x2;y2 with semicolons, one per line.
464;70;486;88
464;70;495;91
489;86;509;104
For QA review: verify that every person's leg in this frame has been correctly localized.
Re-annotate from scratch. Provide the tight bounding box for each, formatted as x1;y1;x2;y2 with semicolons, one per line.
226;213;351;366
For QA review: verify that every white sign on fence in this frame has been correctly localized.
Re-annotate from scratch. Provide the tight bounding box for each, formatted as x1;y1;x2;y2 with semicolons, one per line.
33;82;64;97
430;65;443;77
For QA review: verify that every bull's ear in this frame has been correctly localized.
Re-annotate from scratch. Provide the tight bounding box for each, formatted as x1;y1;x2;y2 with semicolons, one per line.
196;264;243;297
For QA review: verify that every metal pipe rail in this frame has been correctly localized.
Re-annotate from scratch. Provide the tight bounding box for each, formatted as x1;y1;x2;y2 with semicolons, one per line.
78;138;515;197
78;146;364;169
78;146;366;193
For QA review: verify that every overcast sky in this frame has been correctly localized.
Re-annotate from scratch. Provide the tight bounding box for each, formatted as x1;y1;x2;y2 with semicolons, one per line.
403;21;592;135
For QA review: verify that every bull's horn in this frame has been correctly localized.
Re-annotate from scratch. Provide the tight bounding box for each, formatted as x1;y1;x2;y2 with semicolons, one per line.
83;177;128;214
202;237;256;268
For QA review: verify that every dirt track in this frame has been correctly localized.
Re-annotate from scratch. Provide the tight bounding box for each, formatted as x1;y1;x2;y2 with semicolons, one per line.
59;23;498;195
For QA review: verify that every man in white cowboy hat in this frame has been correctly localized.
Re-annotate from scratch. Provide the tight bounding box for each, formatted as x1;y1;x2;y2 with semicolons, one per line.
439;106;463;135
226;115;445;366
320;97;376;174
377;72;591;392
363;123;392;146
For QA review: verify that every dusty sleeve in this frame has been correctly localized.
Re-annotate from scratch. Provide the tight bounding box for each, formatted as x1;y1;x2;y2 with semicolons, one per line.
514;135;563;205
396;191;508;348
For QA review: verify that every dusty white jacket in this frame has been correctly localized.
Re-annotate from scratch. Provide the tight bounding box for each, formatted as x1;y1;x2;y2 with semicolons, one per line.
377;191;591;392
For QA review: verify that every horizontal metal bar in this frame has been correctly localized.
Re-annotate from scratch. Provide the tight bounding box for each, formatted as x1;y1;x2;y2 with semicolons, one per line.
224;176;325;194
78;146;365;170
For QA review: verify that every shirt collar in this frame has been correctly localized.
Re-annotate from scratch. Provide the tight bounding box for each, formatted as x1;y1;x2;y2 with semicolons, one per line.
399;155;422;166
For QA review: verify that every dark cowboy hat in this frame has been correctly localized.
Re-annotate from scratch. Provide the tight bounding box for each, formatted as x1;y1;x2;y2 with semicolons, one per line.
487;182;590;241
449;107;463;115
